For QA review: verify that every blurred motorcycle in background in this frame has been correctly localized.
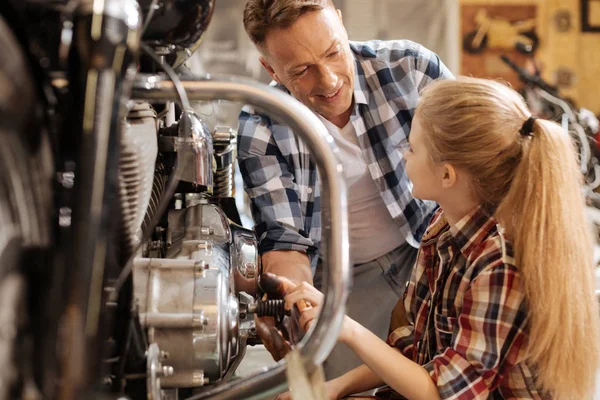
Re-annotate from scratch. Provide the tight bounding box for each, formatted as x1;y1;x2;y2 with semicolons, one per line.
500;54;600;302
500;55;600;205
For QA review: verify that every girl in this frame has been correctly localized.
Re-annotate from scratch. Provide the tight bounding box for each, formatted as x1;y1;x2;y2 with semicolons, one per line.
280;77;600;399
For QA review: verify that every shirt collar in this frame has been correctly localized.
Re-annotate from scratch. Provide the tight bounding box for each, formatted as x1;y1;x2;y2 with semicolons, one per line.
352;50;370;106
426;206;498;257
447;206;498;257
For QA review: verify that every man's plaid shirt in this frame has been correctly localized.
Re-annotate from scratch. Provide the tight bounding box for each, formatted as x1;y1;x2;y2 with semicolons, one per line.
388;207;543;399
237;40;453;271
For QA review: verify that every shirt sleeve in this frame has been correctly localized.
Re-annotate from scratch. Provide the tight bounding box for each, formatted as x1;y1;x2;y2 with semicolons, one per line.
237;107;318;257
388;325;416;359
411;43;455;91
423;258;529;399
387;270;419;359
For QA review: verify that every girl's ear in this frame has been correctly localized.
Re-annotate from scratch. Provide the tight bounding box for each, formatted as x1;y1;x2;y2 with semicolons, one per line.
441;163;457;189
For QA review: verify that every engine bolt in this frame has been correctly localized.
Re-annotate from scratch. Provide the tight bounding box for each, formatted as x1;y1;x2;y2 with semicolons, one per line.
162;365;174;377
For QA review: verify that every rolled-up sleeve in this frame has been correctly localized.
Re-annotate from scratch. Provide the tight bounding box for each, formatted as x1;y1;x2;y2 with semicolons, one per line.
423;263;528;399
238;108;317;256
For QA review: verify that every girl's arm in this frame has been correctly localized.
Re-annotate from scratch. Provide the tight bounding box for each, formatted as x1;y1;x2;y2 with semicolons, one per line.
285;282;439;400
329;364;385;398
275;364;384;400
341;318;439;400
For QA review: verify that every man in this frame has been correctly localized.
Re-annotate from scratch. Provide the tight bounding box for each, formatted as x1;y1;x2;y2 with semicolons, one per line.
238;0;453;380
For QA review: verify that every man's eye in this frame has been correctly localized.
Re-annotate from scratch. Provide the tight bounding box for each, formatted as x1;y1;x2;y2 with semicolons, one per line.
328;50;340;58
293;68;308;77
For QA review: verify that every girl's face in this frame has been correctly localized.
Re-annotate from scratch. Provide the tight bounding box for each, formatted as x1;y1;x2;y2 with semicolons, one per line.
404;115;446;202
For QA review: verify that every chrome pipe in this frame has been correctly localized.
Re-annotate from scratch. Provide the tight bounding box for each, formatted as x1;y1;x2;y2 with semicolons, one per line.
132;74;351;399
66;0;141;394
176;110;214;190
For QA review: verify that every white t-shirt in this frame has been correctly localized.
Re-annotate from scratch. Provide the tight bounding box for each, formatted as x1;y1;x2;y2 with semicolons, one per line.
318;116;410;264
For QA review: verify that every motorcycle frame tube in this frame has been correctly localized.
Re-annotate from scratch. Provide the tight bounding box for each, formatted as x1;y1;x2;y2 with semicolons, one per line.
65;0;141;396
131;74;351;399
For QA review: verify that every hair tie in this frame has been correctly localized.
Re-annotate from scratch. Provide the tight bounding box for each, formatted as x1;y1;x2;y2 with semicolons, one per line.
520;116;537;137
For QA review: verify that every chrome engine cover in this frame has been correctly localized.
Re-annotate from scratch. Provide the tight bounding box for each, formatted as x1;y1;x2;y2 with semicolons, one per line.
133;201;258;390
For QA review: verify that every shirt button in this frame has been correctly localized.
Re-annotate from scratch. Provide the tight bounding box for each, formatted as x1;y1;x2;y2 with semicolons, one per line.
306;187;313;194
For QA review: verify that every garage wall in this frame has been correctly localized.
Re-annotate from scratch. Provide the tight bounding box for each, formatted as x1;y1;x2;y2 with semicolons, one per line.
460;0;600;114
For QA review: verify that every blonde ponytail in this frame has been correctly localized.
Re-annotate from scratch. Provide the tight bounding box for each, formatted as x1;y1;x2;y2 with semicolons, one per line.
417;77;600;399
495;118;599;399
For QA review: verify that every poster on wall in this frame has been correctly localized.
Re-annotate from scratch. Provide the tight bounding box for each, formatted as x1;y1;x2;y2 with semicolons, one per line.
461;4;539;89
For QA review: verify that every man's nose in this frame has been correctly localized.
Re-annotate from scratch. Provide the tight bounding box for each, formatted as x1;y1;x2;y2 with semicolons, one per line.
317;65;338;90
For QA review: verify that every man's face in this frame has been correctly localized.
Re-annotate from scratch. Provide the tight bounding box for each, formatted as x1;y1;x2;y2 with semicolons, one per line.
260;7;354;125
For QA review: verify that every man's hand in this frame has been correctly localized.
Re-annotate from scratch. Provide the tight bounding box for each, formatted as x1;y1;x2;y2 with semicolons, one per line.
254;250;313;361
262;250;313;285
255;272;304;361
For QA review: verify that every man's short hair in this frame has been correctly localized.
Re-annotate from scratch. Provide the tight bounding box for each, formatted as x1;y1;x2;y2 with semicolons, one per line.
243;0;333;48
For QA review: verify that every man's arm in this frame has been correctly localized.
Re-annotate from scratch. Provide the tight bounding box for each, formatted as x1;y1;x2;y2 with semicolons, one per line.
238;106;319;360
262;250;313;285
238;107;319;279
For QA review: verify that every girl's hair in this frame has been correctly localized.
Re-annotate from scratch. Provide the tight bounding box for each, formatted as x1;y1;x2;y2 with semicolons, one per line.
416;77;599;399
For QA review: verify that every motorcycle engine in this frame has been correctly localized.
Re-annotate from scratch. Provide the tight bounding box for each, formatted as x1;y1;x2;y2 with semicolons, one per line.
118;101;260;398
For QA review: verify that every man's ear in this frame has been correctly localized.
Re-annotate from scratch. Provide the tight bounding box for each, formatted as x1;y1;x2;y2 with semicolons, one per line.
259;56;281;85
441;163;457;189
336;8;350;39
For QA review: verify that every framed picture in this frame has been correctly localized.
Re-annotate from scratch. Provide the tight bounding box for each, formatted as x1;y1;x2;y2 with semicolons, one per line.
581;0;600;32
460;4;538;90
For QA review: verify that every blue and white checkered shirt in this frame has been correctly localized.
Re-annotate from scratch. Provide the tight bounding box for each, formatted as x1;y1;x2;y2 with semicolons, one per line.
238;40;453;271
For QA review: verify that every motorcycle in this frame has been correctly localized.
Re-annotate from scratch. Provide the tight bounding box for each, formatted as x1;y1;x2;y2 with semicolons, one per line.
463;9;539;55
500;55;600;203
0;1;351;399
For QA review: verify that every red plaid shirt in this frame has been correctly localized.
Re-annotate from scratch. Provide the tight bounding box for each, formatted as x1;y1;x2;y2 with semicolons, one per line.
388;207;545;399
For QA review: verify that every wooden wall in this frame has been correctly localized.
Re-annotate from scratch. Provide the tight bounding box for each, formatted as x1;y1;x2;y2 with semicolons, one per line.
460;0;600;114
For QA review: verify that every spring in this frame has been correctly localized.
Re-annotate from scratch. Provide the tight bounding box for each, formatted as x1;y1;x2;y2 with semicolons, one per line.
213;163;234;198
254;299;290;321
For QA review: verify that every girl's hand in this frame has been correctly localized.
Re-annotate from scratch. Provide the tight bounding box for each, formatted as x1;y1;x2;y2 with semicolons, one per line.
284;282;324;332
283;282;356;344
